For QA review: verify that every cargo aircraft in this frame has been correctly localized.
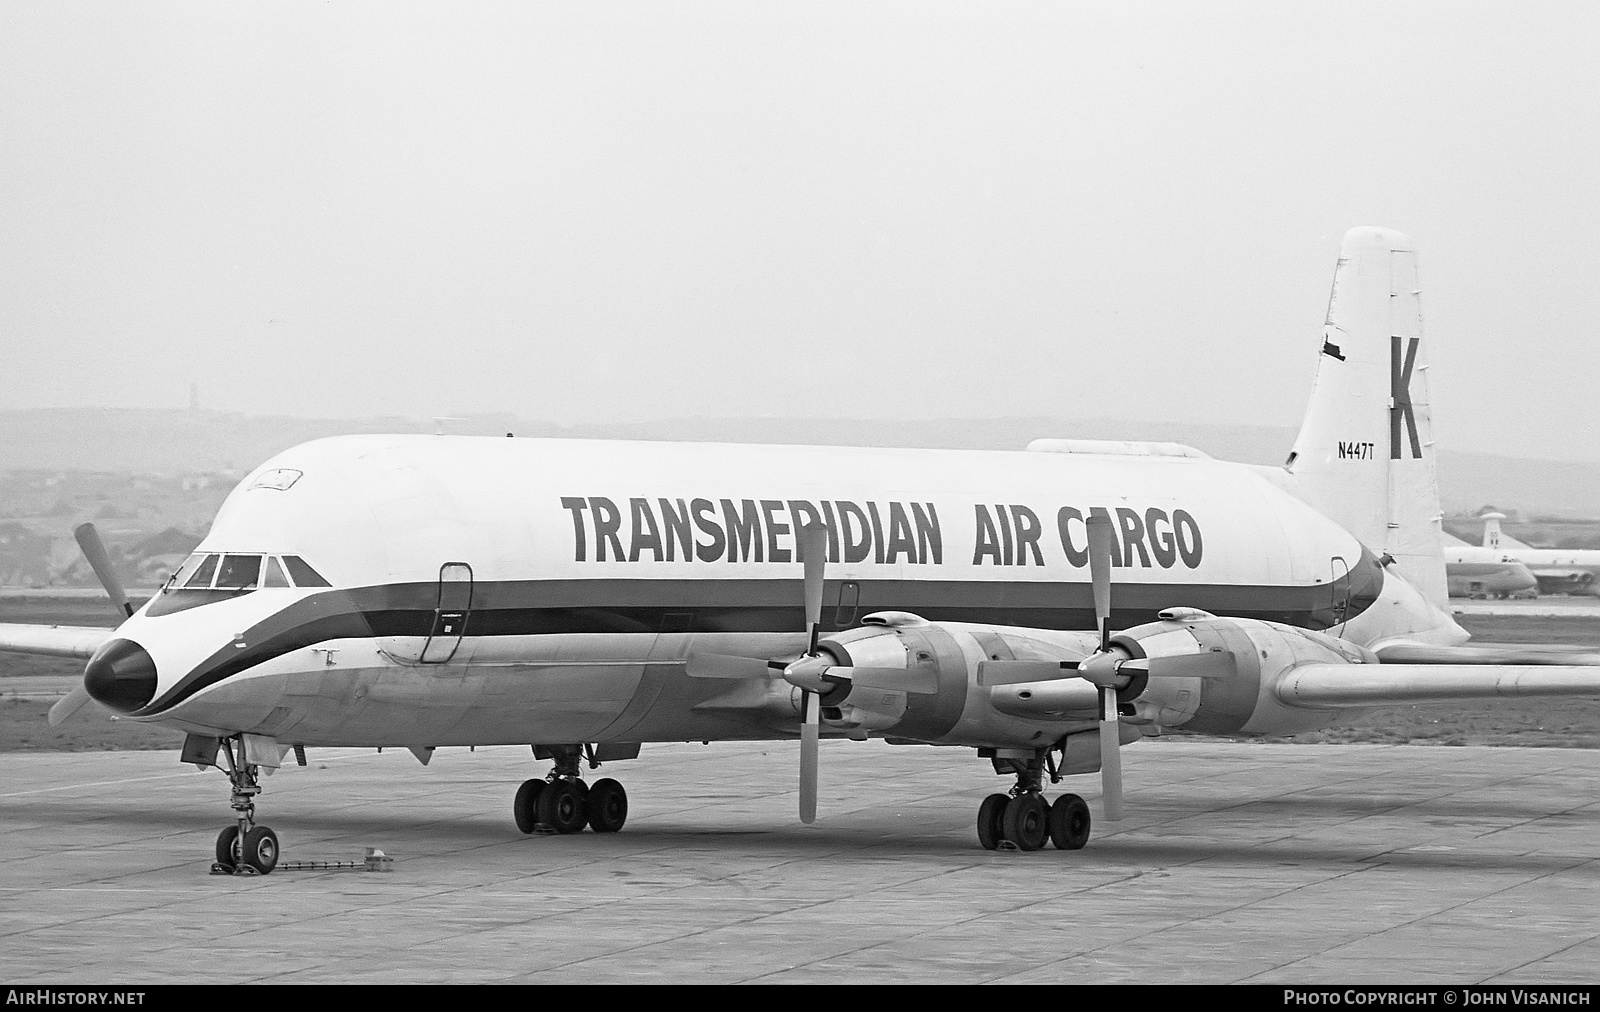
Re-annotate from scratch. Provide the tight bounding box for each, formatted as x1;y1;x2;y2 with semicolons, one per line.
8;227;1600;875
1440;534;1538;599
1475;512;1600;596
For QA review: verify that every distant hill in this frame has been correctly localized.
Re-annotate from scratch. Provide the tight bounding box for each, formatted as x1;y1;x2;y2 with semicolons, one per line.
1;408;1597;517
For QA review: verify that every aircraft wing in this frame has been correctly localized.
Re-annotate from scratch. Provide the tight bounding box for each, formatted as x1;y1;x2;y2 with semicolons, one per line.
1274;664;1600;708
0;624;114;659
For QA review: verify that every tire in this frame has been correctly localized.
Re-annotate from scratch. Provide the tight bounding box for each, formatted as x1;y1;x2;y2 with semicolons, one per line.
214;825;240;870
514;779;545;834
586;778;628;833
1002;793;1049;851
241;825;280;874
976;794;1010;851
1049;793;1091;851
536;779;588;834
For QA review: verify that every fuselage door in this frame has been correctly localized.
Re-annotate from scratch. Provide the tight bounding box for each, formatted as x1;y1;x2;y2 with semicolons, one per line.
420;562;473;664
1330;556;1351;630
834;581;861;628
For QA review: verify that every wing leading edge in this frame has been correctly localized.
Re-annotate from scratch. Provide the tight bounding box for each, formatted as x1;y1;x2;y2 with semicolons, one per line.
1275;664;1600;708
0;623;115;659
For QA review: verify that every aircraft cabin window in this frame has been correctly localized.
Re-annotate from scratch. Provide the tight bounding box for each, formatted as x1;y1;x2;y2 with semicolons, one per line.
214;554;262;591
183;554;219;589
283;556;331;587
263;557;291;588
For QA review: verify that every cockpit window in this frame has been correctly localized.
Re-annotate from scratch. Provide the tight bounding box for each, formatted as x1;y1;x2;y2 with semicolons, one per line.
283;556;331;588
149;552;333;617
215;554;262;590
263;556;290;588
182;554;219;588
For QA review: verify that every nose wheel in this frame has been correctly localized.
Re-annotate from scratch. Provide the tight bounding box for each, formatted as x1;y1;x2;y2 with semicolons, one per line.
210;736;280;875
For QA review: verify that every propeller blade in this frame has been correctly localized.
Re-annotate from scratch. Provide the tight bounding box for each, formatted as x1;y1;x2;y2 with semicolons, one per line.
685;652;782;679
1086;514;1113;652
798;523;827;654
1098;685;1124;821
1122;651;1239;680
799;690;819;824
48;685;95;727
836;665;939;694
74;523;132;619
977;659;1077;686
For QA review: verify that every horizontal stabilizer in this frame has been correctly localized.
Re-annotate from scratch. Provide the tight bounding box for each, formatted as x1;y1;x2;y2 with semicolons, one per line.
1274;664;1600;708
0;623;114;659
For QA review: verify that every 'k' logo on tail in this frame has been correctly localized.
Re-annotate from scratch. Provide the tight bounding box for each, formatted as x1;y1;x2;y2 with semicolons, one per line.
1390;336;1422;460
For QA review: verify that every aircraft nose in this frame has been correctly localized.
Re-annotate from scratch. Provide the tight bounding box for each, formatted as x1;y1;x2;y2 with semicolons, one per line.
83;638;158;713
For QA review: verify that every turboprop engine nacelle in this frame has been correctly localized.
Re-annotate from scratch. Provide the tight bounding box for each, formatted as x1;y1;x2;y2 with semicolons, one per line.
797;609;1378;746
1058;611;1377;739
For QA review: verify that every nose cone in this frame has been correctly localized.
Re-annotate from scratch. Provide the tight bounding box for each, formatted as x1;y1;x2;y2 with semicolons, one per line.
84;638;158;713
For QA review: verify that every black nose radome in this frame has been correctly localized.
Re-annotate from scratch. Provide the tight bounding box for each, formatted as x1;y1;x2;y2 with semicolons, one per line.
84;638;158;713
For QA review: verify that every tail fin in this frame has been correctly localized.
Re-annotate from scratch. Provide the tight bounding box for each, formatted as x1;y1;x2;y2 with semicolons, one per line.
1481;512;1503;549
1285;227;1447;607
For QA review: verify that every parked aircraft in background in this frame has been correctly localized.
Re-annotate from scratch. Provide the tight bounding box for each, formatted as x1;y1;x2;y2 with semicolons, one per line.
1478;512;1600;596
5;227;1600;875
1441;533;1538;599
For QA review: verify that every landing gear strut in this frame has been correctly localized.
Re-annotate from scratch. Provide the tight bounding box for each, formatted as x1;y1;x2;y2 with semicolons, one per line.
976;752;1091;852
512;744;629;836
211;736;279;875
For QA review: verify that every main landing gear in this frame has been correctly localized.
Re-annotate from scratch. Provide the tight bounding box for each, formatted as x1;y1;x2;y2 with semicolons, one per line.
977;753;1091;852
211;736;280;875
512;744;629;836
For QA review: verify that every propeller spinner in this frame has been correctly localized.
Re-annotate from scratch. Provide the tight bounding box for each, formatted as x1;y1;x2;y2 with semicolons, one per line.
684;523;932;823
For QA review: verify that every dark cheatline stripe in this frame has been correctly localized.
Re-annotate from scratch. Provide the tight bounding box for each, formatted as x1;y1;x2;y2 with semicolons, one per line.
137;557;1385;717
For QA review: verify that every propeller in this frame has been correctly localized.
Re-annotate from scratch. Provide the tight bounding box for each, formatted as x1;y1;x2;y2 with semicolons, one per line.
683;523;933;823
1083;515;1125;821
795;522;826;824
977;516;1234;821
75;523;133;618
49;523;132;726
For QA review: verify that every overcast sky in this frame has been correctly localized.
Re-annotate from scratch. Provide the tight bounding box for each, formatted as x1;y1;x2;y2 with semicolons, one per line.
3;2;1597;459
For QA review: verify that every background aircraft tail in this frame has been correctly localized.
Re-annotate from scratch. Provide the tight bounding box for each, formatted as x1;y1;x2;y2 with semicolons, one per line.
1479;511;1532;550
1283;227;1448;607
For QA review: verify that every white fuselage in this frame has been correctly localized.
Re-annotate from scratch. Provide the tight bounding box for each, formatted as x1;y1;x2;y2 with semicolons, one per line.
99;435;1463;749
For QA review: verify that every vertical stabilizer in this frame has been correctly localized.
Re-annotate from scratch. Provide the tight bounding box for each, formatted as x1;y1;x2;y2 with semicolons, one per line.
1481;512;1501;549
1286;228;1447;607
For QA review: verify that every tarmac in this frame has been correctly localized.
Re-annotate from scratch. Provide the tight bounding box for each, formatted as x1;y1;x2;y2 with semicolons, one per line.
2;739;1599;984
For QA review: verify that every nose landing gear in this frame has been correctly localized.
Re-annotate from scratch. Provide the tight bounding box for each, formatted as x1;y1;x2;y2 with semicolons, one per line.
210;736;280;875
